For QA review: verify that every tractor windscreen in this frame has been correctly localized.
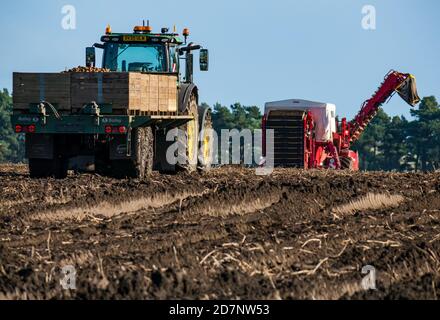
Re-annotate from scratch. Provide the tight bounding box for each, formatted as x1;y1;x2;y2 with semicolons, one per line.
397;75;420;107
103;43;167;72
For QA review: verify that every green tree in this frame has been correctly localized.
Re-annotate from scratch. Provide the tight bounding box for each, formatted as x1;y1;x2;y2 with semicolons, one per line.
352;108;389;170
380;116;409;171
409;96;440;171
211;102;234;130
209;102;262;165
0;89;24;163
211;102;262;132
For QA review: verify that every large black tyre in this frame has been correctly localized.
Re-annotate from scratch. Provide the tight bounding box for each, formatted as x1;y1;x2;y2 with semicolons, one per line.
29;157;68;179
176;95;199;172
111;127;154;179
198;106;213;171
340;156;354;171
154;128;177;174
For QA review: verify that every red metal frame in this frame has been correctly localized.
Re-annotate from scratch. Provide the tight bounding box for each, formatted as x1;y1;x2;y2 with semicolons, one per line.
331;71;413;169
262;114;267;157
303;112;314;169
347;71;412;143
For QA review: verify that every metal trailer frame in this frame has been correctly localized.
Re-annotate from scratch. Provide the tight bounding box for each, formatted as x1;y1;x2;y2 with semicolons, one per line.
11;113;193;136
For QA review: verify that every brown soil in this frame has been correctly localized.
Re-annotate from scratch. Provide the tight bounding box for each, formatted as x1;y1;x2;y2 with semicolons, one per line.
0;164;439;300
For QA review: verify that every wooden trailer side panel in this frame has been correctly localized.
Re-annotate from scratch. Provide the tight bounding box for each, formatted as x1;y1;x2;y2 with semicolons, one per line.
70;72;178;114
13;72;178;115
13;73;71;111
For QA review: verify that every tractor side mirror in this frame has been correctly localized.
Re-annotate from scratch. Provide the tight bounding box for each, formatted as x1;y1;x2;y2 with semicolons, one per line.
200;49;209;71
86;47;96;68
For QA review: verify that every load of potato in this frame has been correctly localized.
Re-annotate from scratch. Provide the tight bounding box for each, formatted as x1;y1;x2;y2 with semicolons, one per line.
63;66;110;73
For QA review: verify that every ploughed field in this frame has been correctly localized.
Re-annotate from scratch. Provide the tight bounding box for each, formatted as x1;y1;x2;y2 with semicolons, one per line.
0;164;439;300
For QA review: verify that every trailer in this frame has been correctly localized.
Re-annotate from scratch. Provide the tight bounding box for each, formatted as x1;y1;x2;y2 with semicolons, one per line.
11;23;213;179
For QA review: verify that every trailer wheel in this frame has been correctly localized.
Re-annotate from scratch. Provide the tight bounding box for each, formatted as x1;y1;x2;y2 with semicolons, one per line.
340;156;354;171
177;95;199;172
111;127;153;179
198;106;213;171
29;157;68;179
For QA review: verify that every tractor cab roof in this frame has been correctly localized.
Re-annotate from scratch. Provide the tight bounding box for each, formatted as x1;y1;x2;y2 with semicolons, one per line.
101;33;183;45
101;25;184;45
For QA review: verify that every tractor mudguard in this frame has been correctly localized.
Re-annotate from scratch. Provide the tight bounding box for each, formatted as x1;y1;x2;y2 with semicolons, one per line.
197;105;211;129
179;83;198;114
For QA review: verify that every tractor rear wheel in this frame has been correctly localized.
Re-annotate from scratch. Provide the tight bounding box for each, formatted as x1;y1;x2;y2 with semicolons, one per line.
198;106;213;171
177;95;199;172
29;157;68;179
111;127;154;179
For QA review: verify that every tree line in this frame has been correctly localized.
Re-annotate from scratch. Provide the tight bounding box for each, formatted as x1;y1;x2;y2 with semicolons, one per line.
352;96;440;171
206;96;440;172
0;89;24;163
1;89;439;171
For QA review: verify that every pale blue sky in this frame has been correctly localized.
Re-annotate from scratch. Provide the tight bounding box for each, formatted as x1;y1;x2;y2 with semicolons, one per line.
0;0;438;119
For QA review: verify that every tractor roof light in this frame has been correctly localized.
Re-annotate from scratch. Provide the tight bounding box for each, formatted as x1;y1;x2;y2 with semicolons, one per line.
134;25;152;33
105;24;112;34
182;28;190;43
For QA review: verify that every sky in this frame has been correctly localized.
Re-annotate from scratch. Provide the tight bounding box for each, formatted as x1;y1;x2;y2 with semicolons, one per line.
0;0;438;119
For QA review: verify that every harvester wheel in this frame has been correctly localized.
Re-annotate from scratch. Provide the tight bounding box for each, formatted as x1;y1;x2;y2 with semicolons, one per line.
340;156;354;171
29;157;68;179
198;106;213;171
177;95;199;172
111;127;154;179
